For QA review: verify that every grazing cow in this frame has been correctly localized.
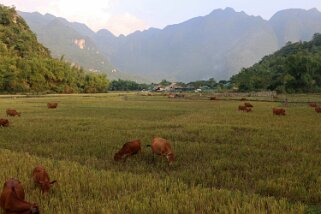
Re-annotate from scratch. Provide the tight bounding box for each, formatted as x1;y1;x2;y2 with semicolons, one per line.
114;140;141;161
47;103;58;109
244;102;253;108
6;109;21;117
150;137;174;165
210;97;216;100
238;105;247;111
168;94;176;98
273;108;286;116
315;106;321;113
32;166;57;193
309;102;318;108
0;179;39;214
0;119;9;127
238;105;251;112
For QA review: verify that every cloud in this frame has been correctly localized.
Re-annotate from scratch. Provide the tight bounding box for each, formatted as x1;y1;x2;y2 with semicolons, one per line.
2;0;148;35
2;0;111;30
44;0;113;31
106;13;150;36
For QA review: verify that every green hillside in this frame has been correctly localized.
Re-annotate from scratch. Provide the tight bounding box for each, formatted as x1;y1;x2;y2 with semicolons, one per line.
0;5;109;93
231;33;321;93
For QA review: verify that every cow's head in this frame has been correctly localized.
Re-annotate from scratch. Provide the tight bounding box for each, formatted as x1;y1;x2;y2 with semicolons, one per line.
114;152;122;161
39;180;57;193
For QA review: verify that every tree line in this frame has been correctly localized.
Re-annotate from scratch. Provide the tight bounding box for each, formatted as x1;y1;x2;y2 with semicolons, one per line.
109;78;231;91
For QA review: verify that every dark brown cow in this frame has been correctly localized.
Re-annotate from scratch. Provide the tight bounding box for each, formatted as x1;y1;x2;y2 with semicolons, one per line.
6;109;21;117
0;119;9;127
32;166;57;193
0;179;39;214
244;102;253;108
47;103;58;109
309;102;318;108
238;105;246;111
315;106;321;113
238;105;251;112
150;137;174;165
210;97;216;100
114;140;141;161
273;108;286;116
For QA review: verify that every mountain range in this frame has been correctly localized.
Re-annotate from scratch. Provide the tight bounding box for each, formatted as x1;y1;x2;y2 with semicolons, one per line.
19;7;321;82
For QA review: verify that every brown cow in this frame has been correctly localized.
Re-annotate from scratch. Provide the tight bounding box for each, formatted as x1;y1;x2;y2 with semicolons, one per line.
244;102;253;108
238;105;251;112
6;109;21;117
47;103;58;109
32;166;57;193
114;140;141;161
238;105;246;111
309;102;318;108
273;108;286;116
210;97;216;100
0;119;9;127
0;178;39;214
240;98;247;101
150;137;174;165
315;106;321;113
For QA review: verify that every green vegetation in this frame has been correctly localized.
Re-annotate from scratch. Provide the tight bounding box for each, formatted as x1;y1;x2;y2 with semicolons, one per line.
0;93;320;213
0;5;109;93
110;79;149;91
109;78;230;92
231;34;321;93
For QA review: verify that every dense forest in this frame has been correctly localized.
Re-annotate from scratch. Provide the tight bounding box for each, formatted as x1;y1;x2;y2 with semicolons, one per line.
109;79;149;91
0;5;109;93
231;33;321;93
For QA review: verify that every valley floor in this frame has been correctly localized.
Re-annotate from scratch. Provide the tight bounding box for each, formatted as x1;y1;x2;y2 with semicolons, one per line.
0;93;320;213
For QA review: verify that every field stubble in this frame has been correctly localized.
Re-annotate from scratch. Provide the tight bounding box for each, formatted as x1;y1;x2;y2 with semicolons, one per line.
0;93;320;213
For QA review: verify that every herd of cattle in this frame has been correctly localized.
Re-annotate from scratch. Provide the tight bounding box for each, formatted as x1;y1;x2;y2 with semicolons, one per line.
0;103;59;213
237;100;321;115
0;165;56;213
114;137;174;164
238;102;286;115
0;136;173;213
0;103;58;127
0;97;320;213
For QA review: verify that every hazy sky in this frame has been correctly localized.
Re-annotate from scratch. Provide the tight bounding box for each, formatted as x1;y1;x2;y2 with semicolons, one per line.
1;0;321;36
